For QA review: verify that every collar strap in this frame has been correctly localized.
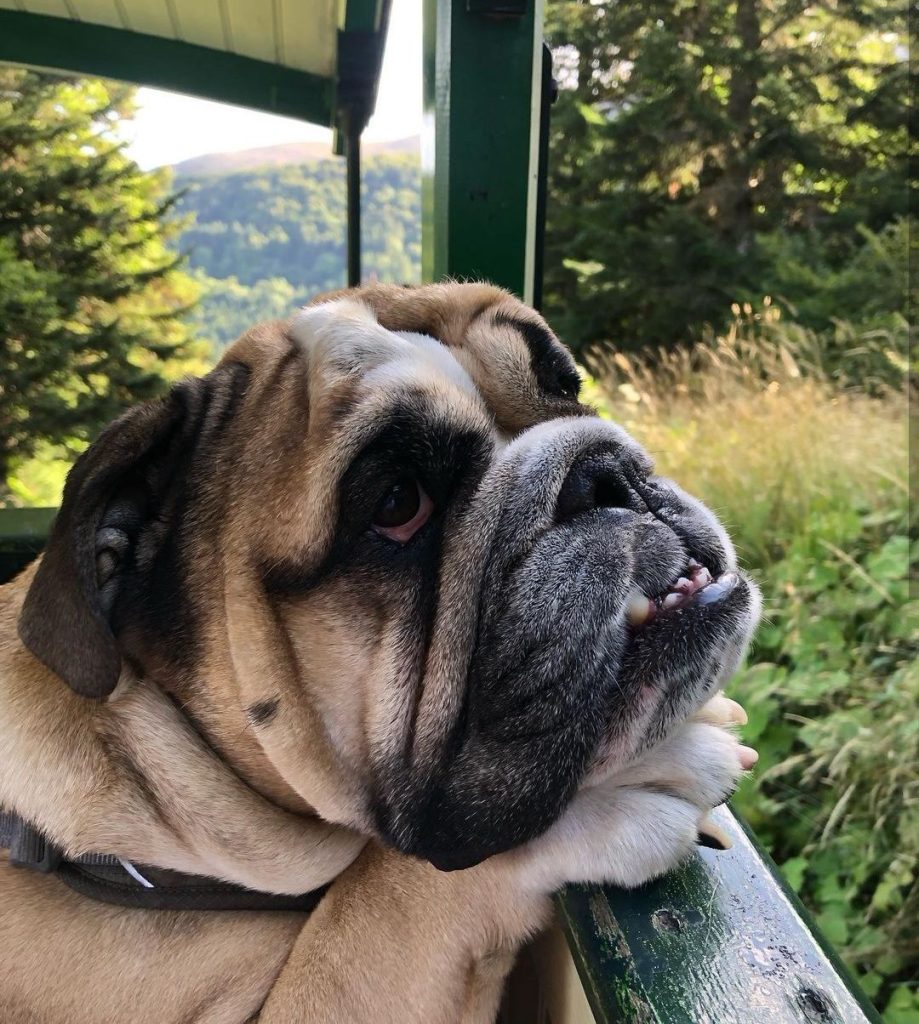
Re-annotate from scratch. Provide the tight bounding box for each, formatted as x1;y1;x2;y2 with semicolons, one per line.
1;809;328;913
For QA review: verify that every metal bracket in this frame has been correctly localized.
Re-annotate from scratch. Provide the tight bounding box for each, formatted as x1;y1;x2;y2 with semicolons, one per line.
9;819;63;873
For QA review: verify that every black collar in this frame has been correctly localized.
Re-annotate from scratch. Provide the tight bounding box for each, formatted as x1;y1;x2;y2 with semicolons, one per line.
1;809;327;913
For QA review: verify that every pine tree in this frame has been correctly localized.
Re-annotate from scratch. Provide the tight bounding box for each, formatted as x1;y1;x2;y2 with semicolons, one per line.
543;0;909;357
0;69;209;502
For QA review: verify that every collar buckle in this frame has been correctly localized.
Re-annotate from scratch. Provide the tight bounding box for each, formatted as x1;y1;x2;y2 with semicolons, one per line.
9;818;63;873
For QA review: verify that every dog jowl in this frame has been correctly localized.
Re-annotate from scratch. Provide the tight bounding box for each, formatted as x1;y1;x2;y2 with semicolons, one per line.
17;284;760;875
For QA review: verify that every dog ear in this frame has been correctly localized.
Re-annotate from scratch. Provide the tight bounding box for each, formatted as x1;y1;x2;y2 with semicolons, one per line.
18;364;249;699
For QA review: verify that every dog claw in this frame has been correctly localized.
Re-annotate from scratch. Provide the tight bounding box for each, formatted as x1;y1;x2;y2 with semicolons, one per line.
738;745;759;770
697;816;733;851
691;692;748;727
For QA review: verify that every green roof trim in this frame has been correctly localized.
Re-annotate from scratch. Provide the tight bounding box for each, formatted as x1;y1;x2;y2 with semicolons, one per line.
0;9;334;126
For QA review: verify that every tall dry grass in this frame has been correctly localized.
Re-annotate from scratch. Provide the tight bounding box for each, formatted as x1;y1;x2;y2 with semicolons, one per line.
583;302;909;570
585;306;914;1017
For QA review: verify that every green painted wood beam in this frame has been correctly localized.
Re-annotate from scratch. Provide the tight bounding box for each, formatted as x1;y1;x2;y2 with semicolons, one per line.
422;0;544;302
0;10;334;126
558;806;881;1024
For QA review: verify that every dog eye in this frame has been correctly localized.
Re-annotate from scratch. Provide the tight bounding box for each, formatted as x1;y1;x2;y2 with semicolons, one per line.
372;478;434;543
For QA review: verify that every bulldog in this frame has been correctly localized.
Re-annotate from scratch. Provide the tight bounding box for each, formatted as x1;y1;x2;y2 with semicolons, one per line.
0;283;760;1023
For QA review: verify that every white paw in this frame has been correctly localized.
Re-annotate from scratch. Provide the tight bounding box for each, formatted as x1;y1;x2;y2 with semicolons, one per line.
501;694;755;893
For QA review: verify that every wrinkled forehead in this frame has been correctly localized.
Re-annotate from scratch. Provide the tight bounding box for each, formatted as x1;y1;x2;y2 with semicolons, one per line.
289;293;583;437
289;300;482;412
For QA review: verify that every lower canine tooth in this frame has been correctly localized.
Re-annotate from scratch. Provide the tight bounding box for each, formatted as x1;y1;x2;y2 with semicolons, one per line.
662;592;683;610
626;591;653;625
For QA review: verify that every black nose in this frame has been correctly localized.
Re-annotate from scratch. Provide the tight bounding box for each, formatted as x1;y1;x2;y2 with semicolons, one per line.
555;451;644;522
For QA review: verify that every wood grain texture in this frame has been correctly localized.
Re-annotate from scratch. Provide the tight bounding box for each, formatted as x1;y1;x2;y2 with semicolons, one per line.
558;805;881;1024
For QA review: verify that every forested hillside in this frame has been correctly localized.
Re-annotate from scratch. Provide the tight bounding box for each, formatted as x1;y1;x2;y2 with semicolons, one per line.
175;152;421;350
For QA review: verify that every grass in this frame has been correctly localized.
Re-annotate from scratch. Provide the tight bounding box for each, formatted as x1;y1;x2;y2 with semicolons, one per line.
583;302;907;567
586;307;915;1022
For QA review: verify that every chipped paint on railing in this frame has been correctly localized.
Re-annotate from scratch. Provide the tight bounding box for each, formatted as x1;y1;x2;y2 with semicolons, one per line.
557;806;880;1024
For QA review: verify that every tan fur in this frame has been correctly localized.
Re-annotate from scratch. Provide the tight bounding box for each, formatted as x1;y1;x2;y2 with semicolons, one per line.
0;284;749;1023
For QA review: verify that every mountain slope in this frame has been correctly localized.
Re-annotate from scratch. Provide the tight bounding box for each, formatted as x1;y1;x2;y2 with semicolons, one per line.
175;152;421;350
173;136;420;177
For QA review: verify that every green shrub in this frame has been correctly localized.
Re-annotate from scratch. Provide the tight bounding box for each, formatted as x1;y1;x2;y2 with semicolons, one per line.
731;504;916;1019
755;218;912;344
588;311;913;1019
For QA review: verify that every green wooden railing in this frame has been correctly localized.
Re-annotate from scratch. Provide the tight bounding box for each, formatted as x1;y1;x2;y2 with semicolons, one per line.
558;808;880;1024
0;508;56;584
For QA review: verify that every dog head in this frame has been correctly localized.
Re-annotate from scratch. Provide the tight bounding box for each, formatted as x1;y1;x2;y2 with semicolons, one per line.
18;283;760;870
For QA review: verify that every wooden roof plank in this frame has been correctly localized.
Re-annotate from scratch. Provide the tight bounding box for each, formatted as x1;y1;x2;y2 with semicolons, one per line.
279;0;336;77
70;0;126;30
223;0;276;63
120;0;175;38
0;9;335;124
19;0;71;17
173;0;225;53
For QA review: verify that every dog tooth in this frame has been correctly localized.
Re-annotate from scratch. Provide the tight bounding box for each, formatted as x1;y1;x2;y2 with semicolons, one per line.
674;576;692;593
696;572;738;605
626;591;654;626
694;566;712;586
662;592;683;610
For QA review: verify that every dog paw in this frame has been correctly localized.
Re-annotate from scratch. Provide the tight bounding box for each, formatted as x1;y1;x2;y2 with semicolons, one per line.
501;694;755;893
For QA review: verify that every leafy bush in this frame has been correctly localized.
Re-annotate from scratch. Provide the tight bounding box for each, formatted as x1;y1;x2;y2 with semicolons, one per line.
588;311;913;1020
732;502;916;1021
755;218;912;342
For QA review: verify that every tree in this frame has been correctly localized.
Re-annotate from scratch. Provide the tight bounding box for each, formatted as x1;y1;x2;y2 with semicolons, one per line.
542;0;909;357
0;70;209;503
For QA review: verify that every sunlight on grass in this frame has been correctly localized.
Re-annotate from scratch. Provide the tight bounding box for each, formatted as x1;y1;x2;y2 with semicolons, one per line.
583;306;908;571
585;309;913;1018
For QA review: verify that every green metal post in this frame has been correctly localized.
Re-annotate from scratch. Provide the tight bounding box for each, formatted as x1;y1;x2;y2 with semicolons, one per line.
345;121;362;286
422;0;544;302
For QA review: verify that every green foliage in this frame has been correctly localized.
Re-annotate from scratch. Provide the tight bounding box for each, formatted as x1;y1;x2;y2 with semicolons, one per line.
187;273;310;353
176;154;421;349
731;504;916;1020
0;69;210;504
756;218;912;337
587;313;913;1019
543;0;909;355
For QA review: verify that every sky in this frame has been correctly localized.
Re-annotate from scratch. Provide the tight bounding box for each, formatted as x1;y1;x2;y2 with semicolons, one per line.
122;0;422;169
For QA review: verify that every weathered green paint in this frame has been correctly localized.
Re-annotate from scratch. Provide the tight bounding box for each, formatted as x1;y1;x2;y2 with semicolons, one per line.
422;0;543;301
0;508;56;585
0;10;334;126
557;805;881;1024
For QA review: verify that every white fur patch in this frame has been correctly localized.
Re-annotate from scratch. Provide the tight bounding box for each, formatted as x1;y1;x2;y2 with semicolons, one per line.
289;303;481;406
393;330;479;398
498;712;746;894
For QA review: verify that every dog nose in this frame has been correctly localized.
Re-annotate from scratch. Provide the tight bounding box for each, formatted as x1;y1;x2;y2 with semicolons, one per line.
555;451;644;522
